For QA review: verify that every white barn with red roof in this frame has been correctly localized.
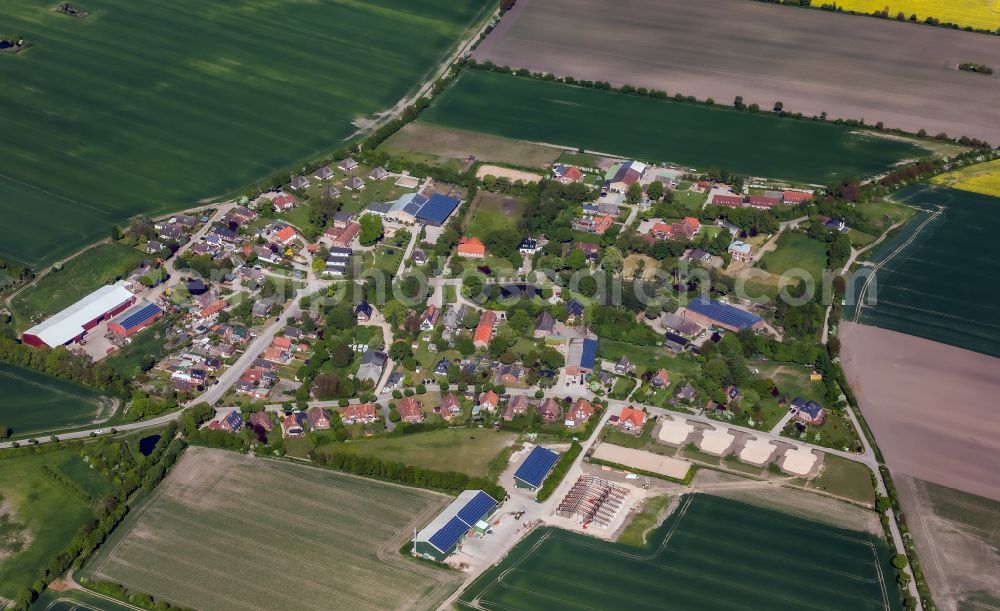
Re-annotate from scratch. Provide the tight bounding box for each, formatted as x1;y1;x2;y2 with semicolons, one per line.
22;281;136;348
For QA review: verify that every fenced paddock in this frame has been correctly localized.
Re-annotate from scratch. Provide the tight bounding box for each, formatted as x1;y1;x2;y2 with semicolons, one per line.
458;494;902;611
82;447;461;611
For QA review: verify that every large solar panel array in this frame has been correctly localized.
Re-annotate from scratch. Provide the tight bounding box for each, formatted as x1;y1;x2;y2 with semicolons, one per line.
415;194;459;225
456;491;497;526
580;338;598;370
514;446;560;489
113;302;162;331
686;297;762;330
427;516;469;554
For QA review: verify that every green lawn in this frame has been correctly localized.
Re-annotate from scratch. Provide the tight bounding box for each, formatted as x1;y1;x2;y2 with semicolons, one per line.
597;340;700;378
11;243;146;329
0;447;111;599
0;362;113;439
102;320;170;378
807;455;876;506
609;376;637;400
422;70;922;185
320;428;516;478
617;494;670;547
758;231;829;284
0;0;490;268
464;191;528;239
672;189;706;211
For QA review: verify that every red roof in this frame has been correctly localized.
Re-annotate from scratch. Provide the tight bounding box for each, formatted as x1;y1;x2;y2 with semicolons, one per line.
457;236;486;257
474;311;497;346
480;390;499;407
343;402;377;422
711;194;745;206
397;397;422;422
570;398;594;420
747;195;782;208
200;300;227;318
273;194;297;210
276;226;298;243
334;222;360;245
783;190;812;204
592;214;615;235
561;166;584;182
619;406;646;429
272;336;292;349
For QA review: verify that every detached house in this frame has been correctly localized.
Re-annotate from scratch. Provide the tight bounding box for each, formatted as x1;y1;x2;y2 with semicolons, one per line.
617;406;647;434
790;398;825;425
478;390;500;412
342;402;378;425
565;398;594;427
538;398;562;423
457;237;486;259
290;175;310;190
314;166;335;181
441;393;462;419
396;396;423;423
307;407;331;431
503;395;529;421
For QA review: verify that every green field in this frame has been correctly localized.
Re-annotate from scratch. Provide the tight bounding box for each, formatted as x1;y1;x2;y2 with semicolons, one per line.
10;243;145;329
321;429;516;478
808;455;876;506
458;493;901;610
759;231;829;283
83;447;461;611
0;0;489;268
0;447;113;599
421;70;923;185
0;362;113;438
33;588;137;611
617;494;671;547
850;185;1000;357
464;191;529;239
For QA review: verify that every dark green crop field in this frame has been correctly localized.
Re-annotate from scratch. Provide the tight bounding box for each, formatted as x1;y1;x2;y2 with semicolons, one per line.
0;0;489;268
458;494;900;611
0;362;112;438
850;185;1000;358
421;70;922;186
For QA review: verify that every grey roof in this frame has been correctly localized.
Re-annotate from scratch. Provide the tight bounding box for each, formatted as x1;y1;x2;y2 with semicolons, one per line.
662;312;702;336
315;166;335;180
345;176;365;190
338;157;358;171
322;185;341;198
367;202;392;215
368;166;389;180
535;312;555;333
290;175;310;189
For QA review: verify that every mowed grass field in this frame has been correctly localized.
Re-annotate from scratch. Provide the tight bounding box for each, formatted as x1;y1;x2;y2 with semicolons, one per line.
464;191;529;239
421;71;922;185
11;243;145;329
381;122;561;168
457;493;901;610
931;158;1000;198
851;184;1000;357
831;0;1000;30
0;362;113;438
0;447;114;600
325;429;516;478
82;447;461;611
0;0;490;269
758;231;830;283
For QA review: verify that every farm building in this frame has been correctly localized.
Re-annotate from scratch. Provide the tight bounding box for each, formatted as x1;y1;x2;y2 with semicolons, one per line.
22;281;136;348
416;194;460;226
566;336;598;375
514;446;560;490
107;300;163;338
682;297;764;332
412;490;499;561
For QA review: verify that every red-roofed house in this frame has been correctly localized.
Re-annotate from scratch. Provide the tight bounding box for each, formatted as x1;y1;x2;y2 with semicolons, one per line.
275;225;299;245
272;194;297;212
675;217;701;239
711;194;745;207
591;214;615;235
503;395;529;421
650;222;674;240
332;222;360;248
307;407;331;430
396;397;423;423
273;336;292;350
199;300;227;320
538;398;562;423
556;165;584;183
457;237;486;259
282;414;304;437
249;412;272;433
746;195;782;209
441;392;462;420
473;311;497;348
263;346;286;363
618;406;647;433
479;390;500;411
343;402;378;424
565;398;595;426
782;190;812;204
651;368;671;388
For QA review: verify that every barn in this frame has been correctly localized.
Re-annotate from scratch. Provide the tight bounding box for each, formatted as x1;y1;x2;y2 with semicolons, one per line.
412;490;499;561
22;281;136;348
107;300;163;338
513;445;560;490
682;297;764;332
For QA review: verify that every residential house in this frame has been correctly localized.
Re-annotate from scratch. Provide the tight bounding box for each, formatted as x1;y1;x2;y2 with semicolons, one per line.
249;412;272;433
664;332;690;353
368;166;390;181
307;407;331;431
519;238;538;254
725;385;740;402
566;299;585;324
420;304;440;331
661;312;703;337
533;312;556;338
220;410;244;433
412;249;427;265
728;241;752;263
342;402;378;424
290;175;310;190
322;184;341;199
396;396;423;423
282;414;304;437
272;194;297;212
337;157;358;172
503;394;529;421
605;160;646;193
553;164;584;183
617;406;647;434
314;166;335;181
565;398;594;427
783;190;812;204
576;242;600;261
650;369;671;388
433;358;451;376
473;310;497;348
684;249;712;264
676;383;697;402
357;350;387;383
332;211;354;229
345;176;365;191
478;390;500;412
790;398;825;425
457;237;486;259
355;301;373;322
275;226;299;246
494;364;523;386
537;398;562;423
158;224;186;241
441;393;462;419
615;356;634;375
146;240;164;254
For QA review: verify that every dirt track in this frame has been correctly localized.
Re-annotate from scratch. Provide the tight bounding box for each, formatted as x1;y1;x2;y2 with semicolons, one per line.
476;0;1000;144
840;322;1000;502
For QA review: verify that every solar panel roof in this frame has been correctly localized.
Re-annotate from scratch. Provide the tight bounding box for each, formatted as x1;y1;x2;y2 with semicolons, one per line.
113;302;162;331
514;446;560;488
416;194;459;225
456;491;497;526
427;516;469;553
686;297;762;330
580;338;598;370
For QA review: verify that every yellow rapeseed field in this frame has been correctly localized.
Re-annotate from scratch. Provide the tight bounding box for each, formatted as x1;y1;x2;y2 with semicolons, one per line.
831;0;1000;31
931;159;1000;197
